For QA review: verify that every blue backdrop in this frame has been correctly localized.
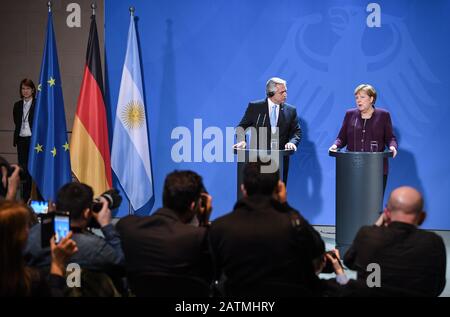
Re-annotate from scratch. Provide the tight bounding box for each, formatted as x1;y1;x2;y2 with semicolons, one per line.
105;0;450;230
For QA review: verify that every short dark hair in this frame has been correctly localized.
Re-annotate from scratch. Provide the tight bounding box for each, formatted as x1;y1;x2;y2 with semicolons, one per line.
162;170;204;213
56;182;94;220
19;78;36;99
243;162;279;196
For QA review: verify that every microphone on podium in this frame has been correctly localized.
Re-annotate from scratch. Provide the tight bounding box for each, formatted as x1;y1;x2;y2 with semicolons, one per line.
255;113;261;127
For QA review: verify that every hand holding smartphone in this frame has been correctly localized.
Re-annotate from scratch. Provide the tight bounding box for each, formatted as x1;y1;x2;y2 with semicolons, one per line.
54;212;70;244
41;211;70;248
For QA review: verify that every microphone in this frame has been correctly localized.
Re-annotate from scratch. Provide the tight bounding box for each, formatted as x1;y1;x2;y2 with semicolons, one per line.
354;116;357;152
255;113;261;127
262;114;267;126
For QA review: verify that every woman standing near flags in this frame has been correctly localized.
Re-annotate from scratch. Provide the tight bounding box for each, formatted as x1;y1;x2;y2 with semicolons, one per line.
13;78;36;202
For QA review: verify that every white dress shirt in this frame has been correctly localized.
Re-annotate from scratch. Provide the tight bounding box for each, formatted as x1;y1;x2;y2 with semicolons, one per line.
19;99;32;137
267;98;279;134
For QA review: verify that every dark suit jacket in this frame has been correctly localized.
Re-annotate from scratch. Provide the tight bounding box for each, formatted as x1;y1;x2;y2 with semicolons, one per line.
344;222;446;297
116;208;212;283
13;99;35;146
237;99;301;150
209;195;323;295
334;107;397;175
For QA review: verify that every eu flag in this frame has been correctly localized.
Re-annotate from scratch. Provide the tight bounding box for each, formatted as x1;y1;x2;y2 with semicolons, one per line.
28;10;71;200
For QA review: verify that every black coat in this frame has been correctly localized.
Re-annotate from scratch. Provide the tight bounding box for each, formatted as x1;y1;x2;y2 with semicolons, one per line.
237;99;301;150
13;99;35;146
116;208;212;283
209;195;323;294
344;221;447;297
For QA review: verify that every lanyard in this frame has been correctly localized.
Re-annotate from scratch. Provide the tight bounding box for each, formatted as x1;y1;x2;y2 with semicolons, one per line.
22;100;32;123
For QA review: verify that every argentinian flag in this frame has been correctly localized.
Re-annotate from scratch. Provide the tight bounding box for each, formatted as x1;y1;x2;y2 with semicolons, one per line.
111;15;153;211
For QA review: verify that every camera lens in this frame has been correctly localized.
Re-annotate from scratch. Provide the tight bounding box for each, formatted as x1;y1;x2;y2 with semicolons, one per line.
91;189;122;213
92;200;103;213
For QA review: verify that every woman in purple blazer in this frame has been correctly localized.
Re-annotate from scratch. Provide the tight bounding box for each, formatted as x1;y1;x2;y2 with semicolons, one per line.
329;84;398;191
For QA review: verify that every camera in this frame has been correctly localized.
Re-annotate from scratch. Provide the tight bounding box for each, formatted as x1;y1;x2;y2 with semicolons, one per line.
87;189;122;229
0;156;25;197
0;156;14;197
0;156;26;179
91;189;122;213
321;250;344;274
0;156;14;177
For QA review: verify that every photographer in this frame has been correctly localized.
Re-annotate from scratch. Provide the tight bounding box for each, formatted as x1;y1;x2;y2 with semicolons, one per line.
343;186;446;297
0;200;78;297
116;170;213;285
25;182;125;273
209;162;326;296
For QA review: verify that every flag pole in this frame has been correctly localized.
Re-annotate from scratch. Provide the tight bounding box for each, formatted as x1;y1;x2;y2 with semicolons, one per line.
30;0;72;200
112;4;153;214
91;3;96;16
128;5;135;217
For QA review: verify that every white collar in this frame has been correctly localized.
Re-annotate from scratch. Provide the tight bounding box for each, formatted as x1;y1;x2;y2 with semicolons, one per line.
268;98;278;109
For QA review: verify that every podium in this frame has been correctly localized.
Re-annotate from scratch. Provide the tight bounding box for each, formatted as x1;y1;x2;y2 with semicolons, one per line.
329;150;393;255
235;149;293;200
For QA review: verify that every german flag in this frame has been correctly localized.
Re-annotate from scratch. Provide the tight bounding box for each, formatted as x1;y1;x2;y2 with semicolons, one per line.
70;14;112;196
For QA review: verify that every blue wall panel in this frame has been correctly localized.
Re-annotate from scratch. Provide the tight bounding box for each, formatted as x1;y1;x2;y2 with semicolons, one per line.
105;0;450;229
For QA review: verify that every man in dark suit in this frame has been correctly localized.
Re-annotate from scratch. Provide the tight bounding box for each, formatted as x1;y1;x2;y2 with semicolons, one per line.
13;78;36;202
234;77;301;183
209;162;324;296
116;170;213;284
344;186;447;297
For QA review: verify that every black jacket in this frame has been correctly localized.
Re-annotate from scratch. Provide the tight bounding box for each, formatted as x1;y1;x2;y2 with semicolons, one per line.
237;99;301;150
13;99;35;146
209;195;323;294
116;208;212;283
344;221;447;297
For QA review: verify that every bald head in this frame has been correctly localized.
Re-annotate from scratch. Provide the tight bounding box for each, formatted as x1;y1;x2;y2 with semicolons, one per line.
387;186;423;216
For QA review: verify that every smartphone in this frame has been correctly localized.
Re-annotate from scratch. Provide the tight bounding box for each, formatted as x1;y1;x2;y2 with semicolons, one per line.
54;212;70;244
40;212;70;248
40;213;54;248
30;200;49;214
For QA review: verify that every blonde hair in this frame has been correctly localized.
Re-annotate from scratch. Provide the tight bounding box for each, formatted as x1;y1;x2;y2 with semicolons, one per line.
354;84;377;105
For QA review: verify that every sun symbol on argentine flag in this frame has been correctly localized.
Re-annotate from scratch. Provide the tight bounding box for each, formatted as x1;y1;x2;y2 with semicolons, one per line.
121;100;145;130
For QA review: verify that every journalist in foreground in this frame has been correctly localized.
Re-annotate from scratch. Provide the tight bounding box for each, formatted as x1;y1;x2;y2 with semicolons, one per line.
25;182;125;272
0;201;77;297
344;186;446;297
